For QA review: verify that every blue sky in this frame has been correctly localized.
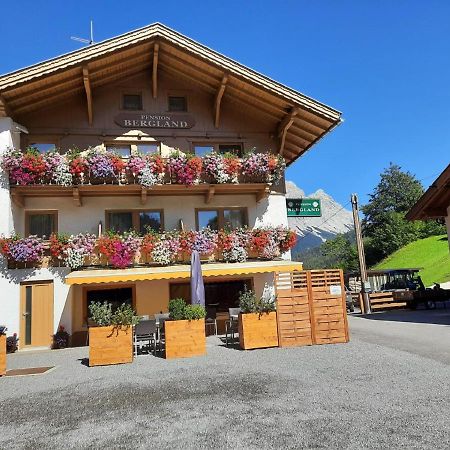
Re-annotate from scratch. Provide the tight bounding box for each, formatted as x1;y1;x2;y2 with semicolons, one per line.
2;1;449;205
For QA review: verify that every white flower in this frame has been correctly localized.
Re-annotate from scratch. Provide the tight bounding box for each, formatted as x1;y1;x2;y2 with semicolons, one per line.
64;248;85;269
223;245;247;263
53;164;72;186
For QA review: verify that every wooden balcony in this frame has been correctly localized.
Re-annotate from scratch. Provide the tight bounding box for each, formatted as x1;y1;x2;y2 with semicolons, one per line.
10;183;271;207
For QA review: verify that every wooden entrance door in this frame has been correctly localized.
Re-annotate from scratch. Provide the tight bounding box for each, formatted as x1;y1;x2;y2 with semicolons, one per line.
20;282;54;349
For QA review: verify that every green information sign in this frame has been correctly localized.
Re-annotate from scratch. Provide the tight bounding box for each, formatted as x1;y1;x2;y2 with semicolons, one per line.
286;198;322;217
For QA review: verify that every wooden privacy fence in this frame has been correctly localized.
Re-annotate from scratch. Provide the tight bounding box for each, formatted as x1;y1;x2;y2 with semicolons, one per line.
358;292;407;312
275;269;349;348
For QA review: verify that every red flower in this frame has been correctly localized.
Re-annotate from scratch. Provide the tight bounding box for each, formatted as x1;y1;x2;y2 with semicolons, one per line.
70;157;87;175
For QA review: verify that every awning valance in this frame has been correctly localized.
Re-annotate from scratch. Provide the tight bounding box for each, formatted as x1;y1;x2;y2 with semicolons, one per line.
65;260;303;285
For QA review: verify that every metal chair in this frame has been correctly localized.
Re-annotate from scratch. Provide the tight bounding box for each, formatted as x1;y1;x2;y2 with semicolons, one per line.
154;313;170;354
205;306;218;335
225;307;241;346
133;319;157;356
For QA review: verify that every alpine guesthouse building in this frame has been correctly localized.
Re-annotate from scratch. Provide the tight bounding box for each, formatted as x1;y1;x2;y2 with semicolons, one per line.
0;24;341;349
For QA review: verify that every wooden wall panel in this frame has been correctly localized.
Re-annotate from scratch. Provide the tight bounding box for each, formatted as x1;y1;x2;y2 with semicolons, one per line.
275;269;349;348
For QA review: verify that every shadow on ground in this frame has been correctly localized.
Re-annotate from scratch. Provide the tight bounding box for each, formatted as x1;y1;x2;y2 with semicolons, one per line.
357;307;450;326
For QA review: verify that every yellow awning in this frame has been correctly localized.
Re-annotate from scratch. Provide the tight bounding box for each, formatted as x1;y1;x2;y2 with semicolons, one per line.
65;260;303;285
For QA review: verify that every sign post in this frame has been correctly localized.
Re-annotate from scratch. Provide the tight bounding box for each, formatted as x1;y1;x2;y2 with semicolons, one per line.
286;198;322;217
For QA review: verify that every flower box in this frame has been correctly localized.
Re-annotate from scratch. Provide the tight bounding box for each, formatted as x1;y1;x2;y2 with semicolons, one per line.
165;319;206;359
0;335;6;376
88;325;133;367
238;312;279;350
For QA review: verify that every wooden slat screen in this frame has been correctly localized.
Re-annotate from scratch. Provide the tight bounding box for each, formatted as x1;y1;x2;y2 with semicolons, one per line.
275;269;349;347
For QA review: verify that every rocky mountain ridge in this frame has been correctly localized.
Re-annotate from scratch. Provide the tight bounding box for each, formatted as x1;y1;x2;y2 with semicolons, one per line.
286;181;353;251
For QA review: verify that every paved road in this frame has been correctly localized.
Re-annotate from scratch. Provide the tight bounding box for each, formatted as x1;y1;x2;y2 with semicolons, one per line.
1;310;450;449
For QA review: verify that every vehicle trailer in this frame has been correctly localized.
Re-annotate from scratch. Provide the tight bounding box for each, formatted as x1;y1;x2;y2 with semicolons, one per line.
407;284;450;310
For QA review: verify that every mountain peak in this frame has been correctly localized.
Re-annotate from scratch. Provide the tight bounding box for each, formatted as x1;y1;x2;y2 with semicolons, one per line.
286;181;353;252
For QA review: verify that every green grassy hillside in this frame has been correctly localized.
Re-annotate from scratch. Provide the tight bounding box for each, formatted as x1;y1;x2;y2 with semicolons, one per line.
374;235;450;286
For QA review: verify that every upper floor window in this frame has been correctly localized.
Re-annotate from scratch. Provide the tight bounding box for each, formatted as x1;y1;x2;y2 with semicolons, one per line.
106;144;131;159
25;211;57;238
196;208;248;231
106;210;163;234
193;143;243;157
29;143;56;153
168;96;187;112
136;143;159;155
122;93;142;111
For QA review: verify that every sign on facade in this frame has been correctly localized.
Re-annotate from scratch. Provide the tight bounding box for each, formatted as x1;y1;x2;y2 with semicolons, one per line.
286;198;322;217
114;113;195;129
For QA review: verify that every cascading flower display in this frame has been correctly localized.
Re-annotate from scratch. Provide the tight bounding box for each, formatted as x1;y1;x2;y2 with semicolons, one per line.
218;229;249;263
86;149;115;182
151;232;181;265
0;226;297;269
1;147;284;187
49;233;69;260
98;232;141;268
202;152;230;184
181;228;218;256
65;233;97;269
168;152;202;186
0;235;45;263
241;151;285;184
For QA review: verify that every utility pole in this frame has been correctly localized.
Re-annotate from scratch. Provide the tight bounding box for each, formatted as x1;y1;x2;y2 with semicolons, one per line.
351;193;371;314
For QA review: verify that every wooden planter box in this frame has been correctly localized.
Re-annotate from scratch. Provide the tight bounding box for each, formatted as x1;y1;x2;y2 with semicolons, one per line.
239;312;279;350
0;335;6;376
88;325;133;367
165;319;206;359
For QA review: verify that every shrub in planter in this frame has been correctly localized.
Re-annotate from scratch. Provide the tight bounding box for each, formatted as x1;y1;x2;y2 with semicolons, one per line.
165;298;206;359
52;325;70;349
6;333;18;353
238;287;278;350
88;302;140;367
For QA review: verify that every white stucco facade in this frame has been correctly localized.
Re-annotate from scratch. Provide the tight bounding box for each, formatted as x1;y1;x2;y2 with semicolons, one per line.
0;116;292;344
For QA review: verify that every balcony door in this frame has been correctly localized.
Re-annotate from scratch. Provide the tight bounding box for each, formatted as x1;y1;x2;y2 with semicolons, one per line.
20;282;54;349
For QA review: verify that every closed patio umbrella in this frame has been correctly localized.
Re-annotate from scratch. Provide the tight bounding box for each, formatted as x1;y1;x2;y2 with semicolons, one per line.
190;250;205;306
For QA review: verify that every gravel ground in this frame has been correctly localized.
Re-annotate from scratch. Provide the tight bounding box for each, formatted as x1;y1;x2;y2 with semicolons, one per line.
1;311;450;449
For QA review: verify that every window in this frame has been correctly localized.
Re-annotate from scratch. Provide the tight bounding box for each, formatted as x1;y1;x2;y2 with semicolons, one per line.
223;209;247;230
29;143;56;153
106;210;163;233
218;144;242;157
26;211;57;238
136;143;159;155
193;143;243;157
197;210;219;230
193;145;214;157
87;287;133;319
168;96;187;112
122;93;142;111
170;279;252;312
196;208;247;231
106;144;131;158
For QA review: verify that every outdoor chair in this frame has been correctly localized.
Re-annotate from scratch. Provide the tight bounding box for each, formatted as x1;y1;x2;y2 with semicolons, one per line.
154;313;170;354
205;307;218;335
225;307;241;346
133;319;157;356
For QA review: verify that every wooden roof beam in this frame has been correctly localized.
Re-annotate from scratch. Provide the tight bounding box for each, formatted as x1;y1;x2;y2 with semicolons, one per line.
152;43;159;99
0;95;10;117
214;74;228;128
278;107;300;155
82;66;93;126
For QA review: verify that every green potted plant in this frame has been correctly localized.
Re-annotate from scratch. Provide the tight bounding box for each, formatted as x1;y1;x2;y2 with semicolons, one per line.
88;302;140;367
238;285;279;350
164;298;206;359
